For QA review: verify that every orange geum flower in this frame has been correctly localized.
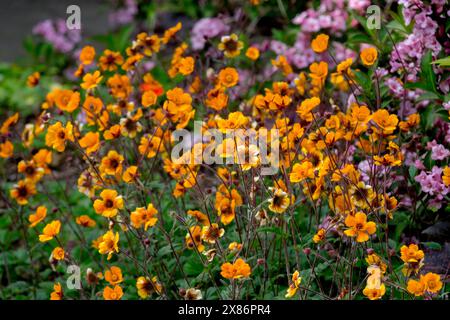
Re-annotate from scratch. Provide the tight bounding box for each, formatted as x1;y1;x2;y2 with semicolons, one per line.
313;228;326;243
289;161;314;183
99;49;123;71
285;270;302;298
107;74;132;99
103;285;123;300
138;135;163;158
186;225;205;252
45;121;74;152
50;282;63;300
400;244;424;264
201;223;225;244
309;61;328;82
218;67;239;88
17;160;44;182
28;205;47;228
220;258;251;279
443;166;450;186
421;272;443;294
135;32;160;56
98;230;120;260
141;90;157;108
99;150;124;176
0;140;14;159
93;189;124;218
363;283;386;300
104;125;122;141
79;45;96;65
268;188;290;214
10;179;36;205
54;89;80;113
245;46;260;60
218;34;243;58
371;109;398;135
39;220;61;242
78;132;100;155
360;47;378;66
162;22;182;44
407;278;426;297
81;70;103;90
0;112;19;135
51;247;65;261
399;113;420;132
76;215;96;228
344;212;376;242
296;97;320;122
130;203;158;231
206;87;228;111
187;210;210;226
105;266;123;285
27;72;40;87
136;276;162;298
217;111;249;132
178;56;195;76
123;166;139;183
311;34;329;53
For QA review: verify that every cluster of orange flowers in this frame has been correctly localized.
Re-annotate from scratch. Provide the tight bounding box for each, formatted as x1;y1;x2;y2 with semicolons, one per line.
2;23;445;301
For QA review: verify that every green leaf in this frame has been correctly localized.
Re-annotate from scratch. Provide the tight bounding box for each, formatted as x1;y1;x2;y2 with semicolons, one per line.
431;56;450;67
422;242;442;250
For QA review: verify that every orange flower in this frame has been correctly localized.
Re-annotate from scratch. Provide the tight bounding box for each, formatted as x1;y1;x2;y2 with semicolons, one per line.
218;67;239;88
313;228;326;243
245;46;260;60
45;121;74;152
50;282;63;300
185;225;205;252
421;272;443;293
178;56;195;76
79;45;96;65
105;266;123;285
29;205;47;228
0;140;14;159
39;220;61;242
27;72;40;87
141;90;157;108
79;132;100;155
98;230;120;260
372;109;398;135
162;22;182;44
220;258;251;279
104;125;121;140
138;135;163;158
0;112;19;135
103;285;123;300
17;160;44;182
407;278;426;297
81;70;103;90
55;89;80;113
400;244;424;264
206;87;228;111
93;189;124;218
76;215;96;227
296;97;320;122
399;113;420;132
360;47;378;66
99;150;124;176
290;161;314;183
99;50;123;71
187;210;210;226
201;223;225;244
344;212;376;242
107;74;132;99
218;34;243;58
123;166;139;183
311;34;329;53
52;247;65;261
135;33;160;56
10;180;36;205
136;276;162;298
443;166;450;186
130;203;159;231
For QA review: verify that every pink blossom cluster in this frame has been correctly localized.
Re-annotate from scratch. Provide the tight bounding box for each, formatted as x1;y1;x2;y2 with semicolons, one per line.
32;19;81;53
415;166;449;209
390;0;442;82
191;17;230;50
